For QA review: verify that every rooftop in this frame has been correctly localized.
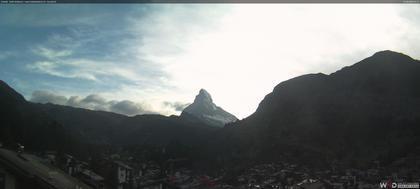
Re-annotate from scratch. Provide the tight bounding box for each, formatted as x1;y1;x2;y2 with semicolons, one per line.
0;148;93;189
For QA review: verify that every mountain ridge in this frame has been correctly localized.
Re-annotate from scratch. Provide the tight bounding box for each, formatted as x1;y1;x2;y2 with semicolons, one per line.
215;50;420;168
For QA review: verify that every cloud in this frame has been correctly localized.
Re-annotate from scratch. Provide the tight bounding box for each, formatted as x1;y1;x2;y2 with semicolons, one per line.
81;94;107;105
67;96;83;107
110;100;152;116
163;101;190;111
30;90;156;116
156;4;420;119
31;90;68;105
26;14;171;85
4;5;420;119
32;46;72;60
0;51;14;61
22;5;227;116
27;58;141;81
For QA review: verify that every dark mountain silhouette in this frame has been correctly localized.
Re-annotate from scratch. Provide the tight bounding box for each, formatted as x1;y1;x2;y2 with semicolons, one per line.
34;103;216;146
0;80;26;104
181;89;238;127
0;81;73;152
212;50;420;168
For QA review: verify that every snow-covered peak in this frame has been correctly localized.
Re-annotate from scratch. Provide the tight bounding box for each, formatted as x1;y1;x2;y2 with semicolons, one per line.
194;89;213;104
181;89;238;127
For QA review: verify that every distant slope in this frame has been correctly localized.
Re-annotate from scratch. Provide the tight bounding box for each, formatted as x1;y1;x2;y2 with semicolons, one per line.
35;103;217;146
181;89;238;127
215;50;420;168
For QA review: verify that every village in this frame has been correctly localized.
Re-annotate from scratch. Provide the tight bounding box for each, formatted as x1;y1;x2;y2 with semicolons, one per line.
2;145;419;189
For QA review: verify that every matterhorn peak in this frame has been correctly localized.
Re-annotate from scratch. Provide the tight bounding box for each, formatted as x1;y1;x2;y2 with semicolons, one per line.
195;89;213;104
181;89;238;127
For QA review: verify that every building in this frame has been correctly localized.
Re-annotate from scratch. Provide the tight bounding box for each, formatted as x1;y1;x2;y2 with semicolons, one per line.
0;148;93;189
113;161;133;189
79;169;105;189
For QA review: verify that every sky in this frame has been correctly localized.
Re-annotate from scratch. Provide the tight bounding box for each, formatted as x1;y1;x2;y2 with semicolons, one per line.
1;4;420;118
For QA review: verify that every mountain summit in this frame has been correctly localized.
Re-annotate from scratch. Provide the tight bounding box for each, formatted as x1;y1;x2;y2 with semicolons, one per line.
181;89;238;127
194;89;213;104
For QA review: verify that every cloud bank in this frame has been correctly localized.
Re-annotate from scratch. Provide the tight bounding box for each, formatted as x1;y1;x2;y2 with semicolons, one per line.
30;90;157;116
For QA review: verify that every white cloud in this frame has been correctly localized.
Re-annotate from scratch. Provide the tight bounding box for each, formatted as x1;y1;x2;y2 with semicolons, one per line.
145;4;420;118
24;5;420;118
27;56;144;81
33;46;72;60
31;90;68;105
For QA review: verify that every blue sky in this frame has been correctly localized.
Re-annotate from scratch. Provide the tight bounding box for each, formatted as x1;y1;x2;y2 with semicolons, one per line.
1;5;168;92
1;5;420;118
